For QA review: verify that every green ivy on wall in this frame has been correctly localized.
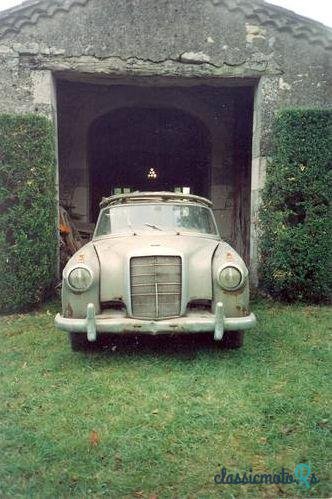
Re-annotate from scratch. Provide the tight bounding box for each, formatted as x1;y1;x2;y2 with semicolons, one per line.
0;114;57;313
258;109;331;302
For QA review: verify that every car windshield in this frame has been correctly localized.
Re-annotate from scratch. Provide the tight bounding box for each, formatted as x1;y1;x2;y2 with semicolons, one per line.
94;203;218;237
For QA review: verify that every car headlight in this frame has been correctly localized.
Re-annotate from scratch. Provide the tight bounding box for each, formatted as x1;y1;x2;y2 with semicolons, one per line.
218;265;243;291
67;267;93;292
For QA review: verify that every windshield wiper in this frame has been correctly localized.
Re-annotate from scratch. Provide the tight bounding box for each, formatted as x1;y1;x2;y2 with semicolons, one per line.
144;223;163;231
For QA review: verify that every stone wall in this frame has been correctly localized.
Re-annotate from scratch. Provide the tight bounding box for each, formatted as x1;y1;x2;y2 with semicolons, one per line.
0;0;330;113
0;0;330;275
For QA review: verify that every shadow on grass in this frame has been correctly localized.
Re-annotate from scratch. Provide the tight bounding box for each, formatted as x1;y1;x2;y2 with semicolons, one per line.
76;332;242;360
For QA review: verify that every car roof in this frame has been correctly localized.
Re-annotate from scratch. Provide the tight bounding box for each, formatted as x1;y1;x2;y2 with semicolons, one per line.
100;191;213;208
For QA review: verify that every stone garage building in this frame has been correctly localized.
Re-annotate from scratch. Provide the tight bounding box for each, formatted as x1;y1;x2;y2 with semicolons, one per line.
0;0;331;278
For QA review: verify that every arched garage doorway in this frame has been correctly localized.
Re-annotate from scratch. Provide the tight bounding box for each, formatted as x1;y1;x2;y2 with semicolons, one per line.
88;107;211;222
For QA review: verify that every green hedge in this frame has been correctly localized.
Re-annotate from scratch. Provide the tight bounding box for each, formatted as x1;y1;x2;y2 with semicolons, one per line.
0;114;57;313
258;109;331;302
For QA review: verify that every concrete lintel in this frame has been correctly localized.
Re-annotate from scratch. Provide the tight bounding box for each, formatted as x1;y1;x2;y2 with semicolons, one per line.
23;53;281;81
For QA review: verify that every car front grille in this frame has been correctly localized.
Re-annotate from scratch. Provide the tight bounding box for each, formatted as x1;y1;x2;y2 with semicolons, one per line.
130;256;182;319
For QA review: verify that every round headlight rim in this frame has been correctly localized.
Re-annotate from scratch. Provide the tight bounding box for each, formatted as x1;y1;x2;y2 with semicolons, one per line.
66;264;94;293
218;263;246;291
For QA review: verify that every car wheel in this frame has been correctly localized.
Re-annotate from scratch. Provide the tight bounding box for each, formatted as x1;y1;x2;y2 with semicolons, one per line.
220;331;244;349
69;332;98;351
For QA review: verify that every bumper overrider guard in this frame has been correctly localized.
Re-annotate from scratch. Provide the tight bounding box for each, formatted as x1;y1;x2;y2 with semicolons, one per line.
55;302;256;342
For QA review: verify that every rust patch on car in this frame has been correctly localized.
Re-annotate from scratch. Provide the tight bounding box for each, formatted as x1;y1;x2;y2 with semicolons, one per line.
77;253;85;263
226;251;235;261
223;288;244;297
236;305;249;316
65;303;73;318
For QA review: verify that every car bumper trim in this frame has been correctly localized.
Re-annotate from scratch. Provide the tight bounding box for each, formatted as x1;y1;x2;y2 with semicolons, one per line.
55;302;256;342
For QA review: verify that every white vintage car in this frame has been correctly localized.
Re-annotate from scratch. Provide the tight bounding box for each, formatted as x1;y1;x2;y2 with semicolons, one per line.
55;192;256;350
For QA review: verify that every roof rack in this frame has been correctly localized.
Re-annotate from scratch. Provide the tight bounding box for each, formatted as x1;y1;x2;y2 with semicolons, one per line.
100;191;213;208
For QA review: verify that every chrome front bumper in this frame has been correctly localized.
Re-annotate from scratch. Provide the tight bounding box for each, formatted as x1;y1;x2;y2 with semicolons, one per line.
55;302;256;342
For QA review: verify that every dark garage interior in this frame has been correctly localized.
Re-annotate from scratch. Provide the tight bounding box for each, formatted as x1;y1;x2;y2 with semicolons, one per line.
88;107;212;221
57;79;254;260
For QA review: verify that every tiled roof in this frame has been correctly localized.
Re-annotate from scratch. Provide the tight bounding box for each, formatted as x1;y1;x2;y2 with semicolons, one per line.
0;0;331;49
0;0;90;38
211;0;332;49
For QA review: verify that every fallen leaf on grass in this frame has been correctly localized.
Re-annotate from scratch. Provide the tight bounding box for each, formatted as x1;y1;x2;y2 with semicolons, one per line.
317;419;329;428
281;426;294;435
89;430;100;446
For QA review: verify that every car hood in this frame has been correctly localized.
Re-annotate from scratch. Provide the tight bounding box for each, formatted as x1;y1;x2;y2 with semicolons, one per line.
93;233;220;305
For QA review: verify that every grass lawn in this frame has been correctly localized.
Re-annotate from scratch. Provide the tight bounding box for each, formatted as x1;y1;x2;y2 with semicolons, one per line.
0;299;331;498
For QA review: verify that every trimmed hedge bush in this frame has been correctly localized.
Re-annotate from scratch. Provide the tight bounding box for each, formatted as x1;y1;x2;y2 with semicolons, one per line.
0;114;57;313
258;109;331;302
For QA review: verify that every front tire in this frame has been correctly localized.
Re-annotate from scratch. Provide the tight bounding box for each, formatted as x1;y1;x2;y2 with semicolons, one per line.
69;332;97;351
220;331;244;349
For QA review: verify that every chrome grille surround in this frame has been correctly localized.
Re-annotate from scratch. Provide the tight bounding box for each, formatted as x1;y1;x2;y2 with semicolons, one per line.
130;256;182;319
